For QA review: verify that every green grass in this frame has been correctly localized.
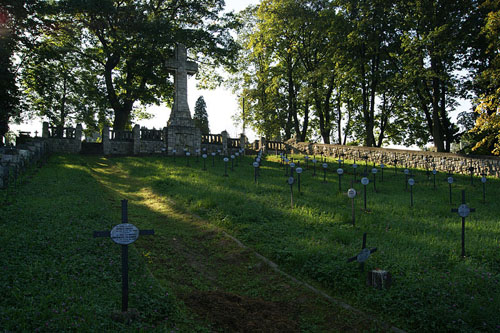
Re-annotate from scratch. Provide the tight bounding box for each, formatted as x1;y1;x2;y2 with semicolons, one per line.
2;153;499;332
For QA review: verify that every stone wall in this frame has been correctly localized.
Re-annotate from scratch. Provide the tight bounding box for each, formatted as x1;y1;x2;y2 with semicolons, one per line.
42;123;82;154
285;140;500;177
0;140;48;189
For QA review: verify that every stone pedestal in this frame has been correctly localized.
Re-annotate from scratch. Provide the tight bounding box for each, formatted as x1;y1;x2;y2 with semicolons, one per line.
165;43;201;154
367;269;392;289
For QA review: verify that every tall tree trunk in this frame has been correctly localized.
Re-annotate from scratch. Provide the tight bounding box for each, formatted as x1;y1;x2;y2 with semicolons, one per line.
301;99;309;142
431;57;445;152
337;92;342;144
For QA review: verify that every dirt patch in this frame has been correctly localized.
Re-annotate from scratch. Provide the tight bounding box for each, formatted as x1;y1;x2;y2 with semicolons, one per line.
183;290;299;332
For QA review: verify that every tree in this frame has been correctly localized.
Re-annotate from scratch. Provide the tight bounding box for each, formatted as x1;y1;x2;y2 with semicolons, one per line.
470;1;500;155
31;0;239;131
193;96;209;135
398;0;482;152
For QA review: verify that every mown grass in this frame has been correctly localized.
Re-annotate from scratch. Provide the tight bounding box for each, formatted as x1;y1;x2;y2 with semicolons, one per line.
2;153;499;332
0;156;186;332
89;153;500;332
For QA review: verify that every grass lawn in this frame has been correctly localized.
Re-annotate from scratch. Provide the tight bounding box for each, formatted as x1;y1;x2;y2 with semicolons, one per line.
1;153;499;332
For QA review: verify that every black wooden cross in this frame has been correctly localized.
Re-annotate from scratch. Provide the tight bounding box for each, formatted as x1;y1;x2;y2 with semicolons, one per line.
468;165;475;186
451;190;475;258
93;200;154;312
347;233;377;272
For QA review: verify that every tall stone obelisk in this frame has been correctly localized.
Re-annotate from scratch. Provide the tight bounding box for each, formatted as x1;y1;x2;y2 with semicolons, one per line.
165;43;201;153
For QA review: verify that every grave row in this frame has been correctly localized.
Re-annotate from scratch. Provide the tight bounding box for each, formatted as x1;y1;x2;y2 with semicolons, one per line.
0;141;49;190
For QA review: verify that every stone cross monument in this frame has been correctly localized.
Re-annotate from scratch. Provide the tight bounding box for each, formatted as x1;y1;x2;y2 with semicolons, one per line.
165;43;201;153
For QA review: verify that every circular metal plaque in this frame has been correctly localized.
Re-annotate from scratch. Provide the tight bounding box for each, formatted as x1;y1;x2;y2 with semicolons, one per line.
211;152;216;156
296;167;303;174
347;188;356;199
202;154;207;159
253;162;259;168
290;163;296;168
285;158;289;163
357;248;371;263
404;169;409;175
196;149;200;153
288;177;294;185
186;152;191;156
448;177;454;184
380;164;385;168
372;168;378;174
110;223;139;245
256;158;261;163
458;204;470;217
432;169;437;175
223;157;229;162
337;168;344;175
235;152;239;157
172;149;177;153
313;159;317;164
322;163;328;169
231;155;235;159
361;177;369;185
481;176;487;183
408;178;415;186
353;164;358;169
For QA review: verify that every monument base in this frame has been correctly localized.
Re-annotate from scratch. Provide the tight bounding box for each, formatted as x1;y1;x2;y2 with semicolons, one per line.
166;124;201;154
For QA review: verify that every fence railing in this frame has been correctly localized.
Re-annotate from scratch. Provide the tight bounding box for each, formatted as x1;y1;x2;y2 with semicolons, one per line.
266;140;286;151
141;128;164;141
48;126;76;139
228;138;241;148
202;134;223;144
110;130;133;141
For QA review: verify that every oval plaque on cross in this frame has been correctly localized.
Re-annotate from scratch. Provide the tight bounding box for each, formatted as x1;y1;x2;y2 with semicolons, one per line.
357;248;371;263
481;176;487;183
322;163;328;169
457;204;470;217
337;168;344;175
296;167;303;174
448;177;454;184
223;157;229;162
361;177;369;185
408;178;415;186
432;169;437;175
404;169;409;175
110;223;139;245
347;188;356;199
372;168;378;174
353;164;358;169
253;162;259;168
288;177;294;185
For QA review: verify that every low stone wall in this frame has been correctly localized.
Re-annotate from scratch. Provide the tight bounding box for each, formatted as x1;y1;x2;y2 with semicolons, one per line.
285;140;500;177
140;140;165;154
109;141;134;155
0;140;48;188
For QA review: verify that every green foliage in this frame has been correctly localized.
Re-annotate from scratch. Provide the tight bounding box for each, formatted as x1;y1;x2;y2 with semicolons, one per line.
13;0;239;131
0;156;183;331
97;154;500;332
193;96;210;135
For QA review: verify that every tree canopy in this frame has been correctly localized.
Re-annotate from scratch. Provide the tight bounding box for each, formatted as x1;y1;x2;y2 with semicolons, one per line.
230;0;495;153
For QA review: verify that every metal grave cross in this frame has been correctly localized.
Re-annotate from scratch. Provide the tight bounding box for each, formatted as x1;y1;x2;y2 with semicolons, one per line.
93;200;154;312
347;233;377;272
451;190;475;257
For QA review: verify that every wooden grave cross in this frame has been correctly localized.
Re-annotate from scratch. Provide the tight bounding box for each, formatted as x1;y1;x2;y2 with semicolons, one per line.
347;233;377;272
451;190;475;258
93;199;154;312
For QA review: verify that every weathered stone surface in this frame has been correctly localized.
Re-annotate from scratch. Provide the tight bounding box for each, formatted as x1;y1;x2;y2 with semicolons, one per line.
165;43;201;154
285;141;500;177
